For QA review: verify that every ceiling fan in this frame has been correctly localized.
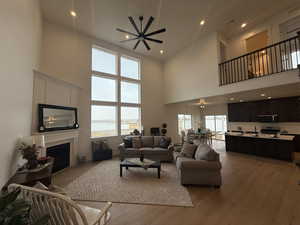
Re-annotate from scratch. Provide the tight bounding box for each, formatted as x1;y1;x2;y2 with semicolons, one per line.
116;16;166;51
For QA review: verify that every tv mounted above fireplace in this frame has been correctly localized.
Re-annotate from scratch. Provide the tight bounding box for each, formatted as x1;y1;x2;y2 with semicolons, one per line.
38;104;79;132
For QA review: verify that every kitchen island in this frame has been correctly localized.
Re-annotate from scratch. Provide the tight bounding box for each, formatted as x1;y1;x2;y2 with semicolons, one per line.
225;132;295;161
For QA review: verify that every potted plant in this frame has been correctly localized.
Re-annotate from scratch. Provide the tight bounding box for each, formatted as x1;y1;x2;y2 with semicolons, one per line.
0;188;49;225
16;136;45;170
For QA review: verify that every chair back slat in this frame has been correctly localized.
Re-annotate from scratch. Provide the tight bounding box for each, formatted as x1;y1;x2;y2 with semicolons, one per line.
8;184;89;225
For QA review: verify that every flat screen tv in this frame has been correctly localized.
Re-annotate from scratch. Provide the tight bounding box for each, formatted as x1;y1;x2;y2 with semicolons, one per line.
38;104;79;132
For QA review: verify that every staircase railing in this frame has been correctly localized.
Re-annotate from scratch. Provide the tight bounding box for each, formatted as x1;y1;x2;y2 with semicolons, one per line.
219;32;300;86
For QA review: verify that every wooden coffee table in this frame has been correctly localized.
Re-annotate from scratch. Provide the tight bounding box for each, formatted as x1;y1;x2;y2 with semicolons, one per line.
120;159;161;178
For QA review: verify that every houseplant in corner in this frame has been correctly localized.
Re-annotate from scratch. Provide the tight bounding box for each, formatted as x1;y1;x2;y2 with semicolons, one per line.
16;136;45;170
0;188;49;225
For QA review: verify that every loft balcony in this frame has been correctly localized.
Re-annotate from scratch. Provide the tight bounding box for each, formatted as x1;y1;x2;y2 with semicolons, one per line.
219;33;300;86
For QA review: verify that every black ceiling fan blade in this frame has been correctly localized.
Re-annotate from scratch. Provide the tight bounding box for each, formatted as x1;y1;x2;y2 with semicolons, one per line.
145;28;166;37
128;16;140;33
120;37;139;43
116;28;138;37
144;37;163;43
142;16;154;34
133;40;141;50
143;40;151;50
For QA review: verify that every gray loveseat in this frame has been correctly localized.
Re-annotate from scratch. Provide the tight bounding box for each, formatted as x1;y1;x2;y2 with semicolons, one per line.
119;136;174;162
174;143;222;187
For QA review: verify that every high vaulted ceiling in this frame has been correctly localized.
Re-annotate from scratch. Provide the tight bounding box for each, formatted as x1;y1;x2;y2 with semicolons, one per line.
40;0;300;61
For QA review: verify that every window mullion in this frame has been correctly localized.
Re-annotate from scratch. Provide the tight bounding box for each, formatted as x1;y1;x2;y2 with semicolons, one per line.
91;46;141;138
92;71;118;80
91;101;117;106
117;53;121;136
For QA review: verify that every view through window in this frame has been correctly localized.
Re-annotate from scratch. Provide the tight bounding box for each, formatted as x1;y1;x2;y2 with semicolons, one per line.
178;114;192;134
91;47;141;138
205;115;227;137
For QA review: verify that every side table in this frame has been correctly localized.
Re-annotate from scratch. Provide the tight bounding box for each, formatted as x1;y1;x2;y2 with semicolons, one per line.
2;157;54;192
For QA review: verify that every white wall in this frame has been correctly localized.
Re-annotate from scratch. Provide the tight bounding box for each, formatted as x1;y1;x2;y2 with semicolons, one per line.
0;0;42;187
32;71;81;134
39;21;166;158
163;32;220;103
226;10;300;60
165;103;201;143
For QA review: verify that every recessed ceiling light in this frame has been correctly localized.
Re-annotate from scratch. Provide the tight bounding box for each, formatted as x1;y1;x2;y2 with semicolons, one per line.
125;35;130;39
230;97;235;101
240;100;244;102
261;93;266;97
160;50;164;54
70;10;77;17
241;23;247;28
268;96;272;99
200;20;205;26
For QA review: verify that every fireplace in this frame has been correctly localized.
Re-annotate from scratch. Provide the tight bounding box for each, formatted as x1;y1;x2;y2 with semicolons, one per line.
47;143;70;173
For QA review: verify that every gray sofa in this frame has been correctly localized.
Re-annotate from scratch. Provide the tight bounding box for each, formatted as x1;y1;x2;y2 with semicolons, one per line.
174;143;222;187
119;136;174;162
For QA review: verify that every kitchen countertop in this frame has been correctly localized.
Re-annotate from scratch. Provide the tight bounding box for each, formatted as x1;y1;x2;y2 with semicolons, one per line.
226;132;295;141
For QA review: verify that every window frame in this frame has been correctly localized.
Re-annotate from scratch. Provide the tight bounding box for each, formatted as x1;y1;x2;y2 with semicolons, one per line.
91;75;118;102
120;80;141;104
91;105;118;138
120;54;141;80
177;114;192;135
92;46;118;75
91;45;142;138
120;106;142;136
205;115;227;134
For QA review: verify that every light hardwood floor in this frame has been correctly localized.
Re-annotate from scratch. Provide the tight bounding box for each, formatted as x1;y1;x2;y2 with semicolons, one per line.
55;141;300;225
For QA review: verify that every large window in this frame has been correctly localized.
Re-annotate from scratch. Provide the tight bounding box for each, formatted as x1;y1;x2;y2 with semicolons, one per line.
91;76;117;102
92;47;117;75
121;81;140;104
121;56;140;79
91;105;117;138
178;114;192;134
205;115;227;133
91;46;141;138
121;107;141;135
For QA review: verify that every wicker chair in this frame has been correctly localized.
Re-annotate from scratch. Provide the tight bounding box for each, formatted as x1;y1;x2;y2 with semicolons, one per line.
8;184;112;225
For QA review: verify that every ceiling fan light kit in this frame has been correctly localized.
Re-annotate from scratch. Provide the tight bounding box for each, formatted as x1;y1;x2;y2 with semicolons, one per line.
116;16;166;51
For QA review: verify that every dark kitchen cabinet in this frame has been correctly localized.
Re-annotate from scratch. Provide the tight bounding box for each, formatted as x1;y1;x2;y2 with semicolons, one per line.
228;96;300;122
225;135;294;161
228;102;252;122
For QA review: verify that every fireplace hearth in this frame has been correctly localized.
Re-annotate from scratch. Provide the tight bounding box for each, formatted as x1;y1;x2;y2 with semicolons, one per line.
47;143;70;173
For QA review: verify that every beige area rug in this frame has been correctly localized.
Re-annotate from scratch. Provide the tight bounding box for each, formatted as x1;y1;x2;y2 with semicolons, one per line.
62;159;193;207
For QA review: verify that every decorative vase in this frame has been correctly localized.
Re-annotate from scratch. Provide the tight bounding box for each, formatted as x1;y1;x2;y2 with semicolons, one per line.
27;159;39;170
161;123;168;136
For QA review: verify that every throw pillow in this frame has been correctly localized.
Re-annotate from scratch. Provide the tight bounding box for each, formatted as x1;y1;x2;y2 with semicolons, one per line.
181;142;198;158
132;136;142;149
123;136;133;148
195;144;218;161
159;137;171;148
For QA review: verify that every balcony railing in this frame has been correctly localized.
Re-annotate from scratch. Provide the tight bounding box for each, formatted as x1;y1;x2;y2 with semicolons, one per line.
219;33;300;86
